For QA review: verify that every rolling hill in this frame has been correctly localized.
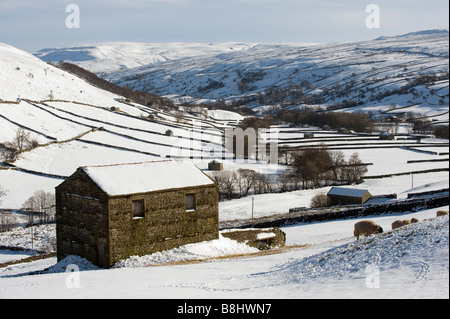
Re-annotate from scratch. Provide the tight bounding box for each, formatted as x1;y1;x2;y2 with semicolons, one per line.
0;42;237;209
0;36;448;299
35;30;449;123
1;34;449;211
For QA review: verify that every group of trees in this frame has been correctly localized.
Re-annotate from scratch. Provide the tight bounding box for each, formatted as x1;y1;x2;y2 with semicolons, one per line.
210;169;273;200
0;189;55;233
0;128;39;162
275;109;375;133
227;107;376;136
236;70;266;93
22;190;56;226
434;125;449;139
54;61;175;110
209;147;367;200
291;146;368;189
0;187;16;232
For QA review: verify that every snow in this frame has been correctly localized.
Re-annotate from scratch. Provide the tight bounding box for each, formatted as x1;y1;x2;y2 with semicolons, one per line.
0;169;62;210
0;34;449;299
35;42;256;74
207;109;244;122
256;232;276;240
328;187;369;198
82;160;214;196
35;32;449;123
0;43;125;108
0;224;55;253
0;250;36;264
217;172;449;222
113;235;259;268
0;209;447;299
270;215;449;299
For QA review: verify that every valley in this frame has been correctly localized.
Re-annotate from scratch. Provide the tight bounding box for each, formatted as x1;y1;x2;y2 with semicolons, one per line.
0;30;448;299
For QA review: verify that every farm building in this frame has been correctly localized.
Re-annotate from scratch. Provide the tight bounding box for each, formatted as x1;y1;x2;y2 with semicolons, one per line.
327;187;372;205
55;160;219;268
208;160;223;171
165;129;174;136
379;132;395;140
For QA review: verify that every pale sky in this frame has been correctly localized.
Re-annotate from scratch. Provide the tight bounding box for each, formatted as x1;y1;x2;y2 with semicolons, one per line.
0;0;448;53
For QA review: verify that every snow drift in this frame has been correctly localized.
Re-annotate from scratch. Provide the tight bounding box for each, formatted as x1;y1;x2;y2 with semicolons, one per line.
265;215;449;286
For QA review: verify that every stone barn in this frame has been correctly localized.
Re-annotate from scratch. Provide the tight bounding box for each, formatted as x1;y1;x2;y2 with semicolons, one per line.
55;160;218;268
208;160;223;171
379;132;395;140
327;187;372;206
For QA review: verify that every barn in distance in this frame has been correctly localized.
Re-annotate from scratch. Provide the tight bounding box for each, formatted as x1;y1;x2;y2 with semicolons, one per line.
327;187;372;206
55;160;219;268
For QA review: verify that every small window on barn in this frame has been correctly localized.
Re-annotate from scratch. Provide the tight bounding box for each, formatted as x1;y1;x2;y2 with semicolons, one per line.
133;199;145;218
185;194;196;211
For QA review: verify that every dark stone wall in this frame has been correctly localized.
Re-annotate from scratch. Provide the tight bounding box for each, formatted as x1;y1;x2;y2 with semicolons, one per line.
56;168;219;268
221;227;286;250
108;184;219;266
55;169;110;267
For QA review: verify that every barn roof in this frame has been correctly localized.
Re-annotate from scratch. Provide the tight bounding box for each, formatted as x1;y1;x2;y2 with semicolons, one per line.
82;160;214;196
327;187;370;198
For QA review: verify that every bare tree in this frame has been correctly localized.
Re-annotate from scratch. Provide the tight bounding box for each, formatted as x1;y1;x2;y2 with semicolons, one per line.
275;172;293;193
0;187;17;232
329;150;346;184
344;153;368;184
310;193;331;208
236;168;257;197
22;190;56;225
0;145;16;162
0;186;6;203
253;172;272;194
220;171;238;199
12;128;31;153
210;171;238;199
0;213;18;232
292;144;332;189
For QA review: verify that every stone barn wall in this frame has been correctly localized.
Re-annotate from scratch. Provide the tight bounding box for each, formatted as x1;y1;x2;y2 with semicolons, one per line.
208;160;223;171
56;164;219;269
108;184;219;266
55;169;110;267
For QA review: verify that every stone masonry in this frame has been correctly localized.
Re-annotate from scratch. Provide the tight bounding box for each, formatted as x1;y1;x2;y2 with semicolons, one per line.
56;162;219;268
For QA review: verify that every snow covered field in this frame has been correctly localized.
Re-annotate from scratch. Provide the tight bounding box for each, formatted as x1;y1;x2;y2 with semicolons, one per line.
1;32;449;300
0;208;448;299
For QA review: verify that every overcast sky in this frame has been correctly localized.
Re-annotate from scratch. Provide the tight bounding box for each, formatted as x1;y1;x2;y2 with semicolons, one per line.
0;0;448;53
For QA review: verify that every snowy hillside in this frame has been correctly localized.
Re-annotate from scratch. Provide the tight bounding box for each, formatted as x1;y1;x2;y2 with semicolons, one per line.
1;40;449;212
34;42;256;75
35;31;449;120
0;209;448;298
1;40;449;300
0;42;126;106
0;42;237;209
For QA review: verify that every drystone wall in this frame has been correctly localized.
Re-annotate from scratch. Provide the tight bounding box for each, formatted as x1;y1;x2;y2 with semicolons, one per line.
222;227;286;250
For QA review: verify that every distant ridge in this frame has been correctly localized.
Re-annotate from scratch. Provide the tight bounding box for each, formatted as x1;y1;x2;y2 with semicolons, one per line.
32;30;449;120
375;29;449;41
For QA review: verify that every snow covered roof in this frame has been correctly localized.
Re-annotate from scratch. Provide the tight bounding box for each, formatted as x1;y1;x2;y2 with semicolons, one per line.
327;187;370;198
82;160;214;196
